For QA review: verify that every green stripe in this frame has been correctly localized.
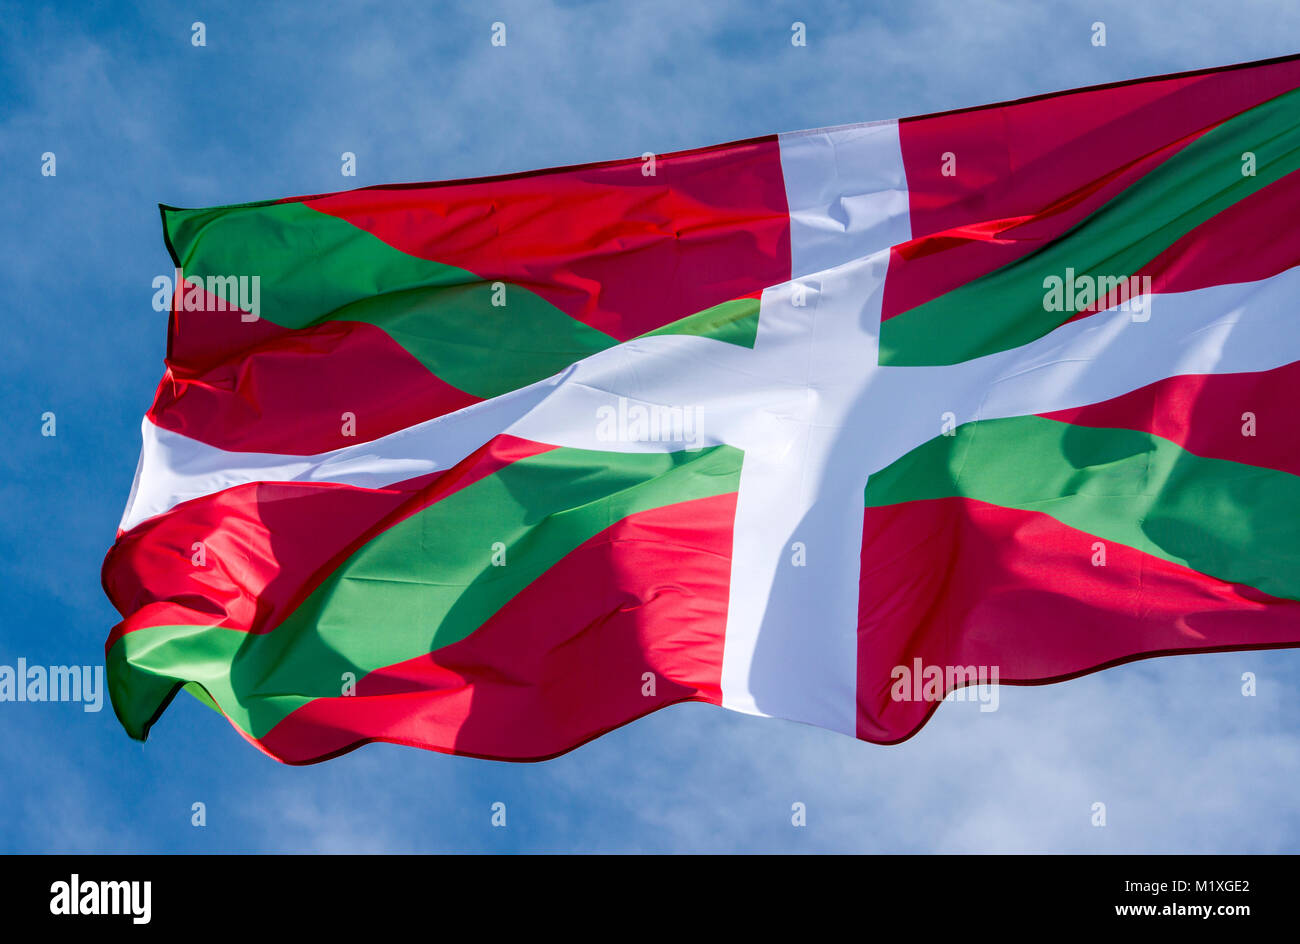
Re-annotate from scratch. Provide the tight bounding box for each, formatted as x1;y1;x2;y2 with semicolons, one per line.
165;202;761;400
880;85;1300;365
864;415;1300;599
166;201;617;399
109;442;744;741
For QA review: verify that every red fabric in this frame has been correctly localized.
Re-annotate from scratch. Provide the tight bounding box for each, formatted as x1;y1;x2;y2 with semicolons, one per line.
301;138;791;341
152;283;480;455
258;492;737;763
1040;360;1300;477
1127;167;1300;298
152;311;480;455
102;436;553;649
856;498;1300;742
885;57;1300;320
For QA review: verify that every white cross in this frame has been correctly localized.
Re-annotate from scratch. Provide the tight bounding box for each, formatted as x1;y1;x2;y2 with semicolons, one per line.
495;247;1300;733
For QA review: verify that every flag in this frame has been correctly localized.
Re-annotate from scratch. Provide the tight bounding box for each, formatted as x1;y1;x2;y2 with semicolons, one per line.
106;54;1300;762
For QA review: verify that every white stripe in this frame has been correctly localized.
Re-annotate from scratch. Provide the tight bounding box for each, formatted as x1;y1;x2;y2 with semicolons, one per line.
127;271;1300;527
122;333;792;532
122;377;559;531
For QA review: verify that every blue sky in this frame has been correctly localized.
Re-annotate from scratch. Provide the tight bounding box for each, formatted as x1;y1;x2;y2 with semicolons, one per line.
2;0;1299;853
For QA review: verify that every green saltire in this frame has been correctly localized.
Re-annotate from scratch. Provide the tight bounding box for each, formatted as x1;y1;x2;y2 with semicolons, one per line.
879;85;1300;366
109;443;744;741
864;415;1300;600
164;201;761;401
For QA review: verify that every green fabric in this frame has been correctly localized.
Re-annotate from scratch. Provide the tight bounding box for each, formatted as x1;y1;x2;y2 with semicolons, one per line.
865;414;1300;599
110;443;744;740
880;86;1300;365
164;202;763;402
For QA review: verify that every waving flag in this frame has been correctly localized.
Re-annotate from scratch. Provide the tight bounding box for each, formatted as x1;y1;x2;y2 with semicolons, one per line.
106;54;1300;762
